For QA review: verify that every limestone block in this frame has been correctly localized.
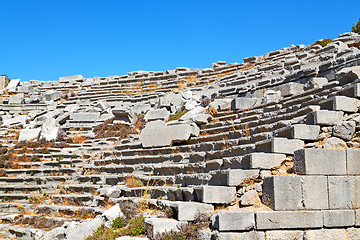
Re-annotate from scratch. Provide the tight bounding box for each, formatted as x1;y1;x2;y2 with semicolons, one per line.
66;217;103;240
43;91;61;102
226;169;259;186
59;75;84;83
256;211;323;230
169;201;214;221
8;94;24;104
322;96;358;113
328;176;351;209
271;138;304;155
355;83;360;98
159;92;184;108
309;110;343;125
333;121;356;140
304;77;328;90
276;82;304;97
42;227;66;240
231;97;261;111
144;108;170;122
347;149;360;175
191;113;211;124
262;175;302;210
132;103;151;115
40;118;59;141
144;218;183;236
139;120;199;148
195;186;236;204
356;209;360;226
0;75;9;90
211;210;255;231
302;176;328;210
293;149;346;175
7;78;20;92
239;190;261;206
349;176;360;208
2;115;27;127
112;108;137;124
209;98;232;110
213;231;265;240
336;66;360;85
247;153;286;170
291;124;320;140
18;128;41;142
70;112;100;121
265;230;304;240
323;209;355;227
304;229;348;240
347;228;360;240
263;90;281;103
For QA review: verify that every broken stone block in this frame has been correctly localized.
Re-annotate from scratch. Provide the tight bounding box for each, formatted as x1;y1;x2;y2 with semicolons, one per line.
321;137;347;149
144;108;170;122
263;90;281;103
0;75;9;90
191;113;211;124
7;79;20;93
70;112;100;121
211;210;255;231
321;96;359;113
336;66;360;85
304;77;328;90
262;175;302;210
158;92;184;109
43;91;61;102
239;190;261;206
275;82;304;97
18;128;41;141
112;108;137;124
333;121;356;140
59;75;84;83
139;120;199;148
145;218;183;237
231;97;261;111
132;103;151;115
40;118;59;141
2;115;27;127
8;94;24;104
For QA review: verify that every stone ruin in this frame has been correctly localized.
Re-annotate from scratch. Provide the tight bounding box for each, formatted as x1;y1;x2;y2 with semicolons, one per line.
0;32;360;239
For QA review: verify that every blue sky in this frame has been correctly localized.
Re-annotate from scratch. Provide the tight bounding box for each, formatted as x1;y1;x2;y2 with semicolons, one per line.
0;0;359;81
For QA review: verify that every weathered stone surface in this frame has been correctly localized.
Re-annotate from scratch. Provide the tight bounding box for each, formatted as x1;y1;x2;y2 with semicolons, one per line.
169;201;214;221
211;210;255;231
139;120;199;148
112;108;137;124
144;218;183;236
347;149;360;175
304;77;328;90
294;149;346;175
44;91;61;102
309;110;343;125
144;108;170;122
195;186;236;204
265;230;303;240
247;153;286;170
256;211;323;230
192;113;211;124
320;137;347;149
213;231;265;240
327;176;351;209
291;124;320;140
7;78;20;92
40;118;59;141
59;75;84;83
226;169;259;186
239;190;261;206
275;82;304;97
231;98;261;111
2;115;27;127
304;229;348;240
42;227;66;240
70;112;100;121
262;175;302;210
347;228;360;240
323;209;355;227
302;176;328;210
0;75;9;90
324;96;359;113
333;121;356;140
18;128;41;141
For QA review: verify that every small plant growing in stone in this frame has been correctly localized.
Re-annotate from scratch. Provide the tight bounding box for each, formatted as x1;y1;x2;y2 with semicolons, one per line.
28;191;49;205
352;17;360;34
315;38;333;47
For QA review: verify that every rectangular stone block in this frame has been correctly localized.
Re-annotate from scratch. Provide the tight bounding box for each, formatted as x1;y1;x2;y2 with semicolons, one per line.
70;112;100;121
231;98;261;111
214;232;265;240
304;229;348;240
323;210;355;227
328;176;351;209
349;176;360;208
212;210;255;231
194;186;236;204
226;169;259;186
18;129;41;142
169;201;214;221
256;211;323;230
355;83;360;98
292;124;320;140
331;96;358;113
302;176;328;210
247;153;286;170
272;138;304;155
310;110;343;125
265;230;304;240
347;149;360;175
262;175;302;210
294;149;346;175
356;209;360;226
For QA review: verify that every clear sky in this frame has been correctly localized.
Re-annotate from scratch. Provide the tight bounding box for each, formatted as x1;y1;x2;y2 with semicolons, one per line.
1;0;359;81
